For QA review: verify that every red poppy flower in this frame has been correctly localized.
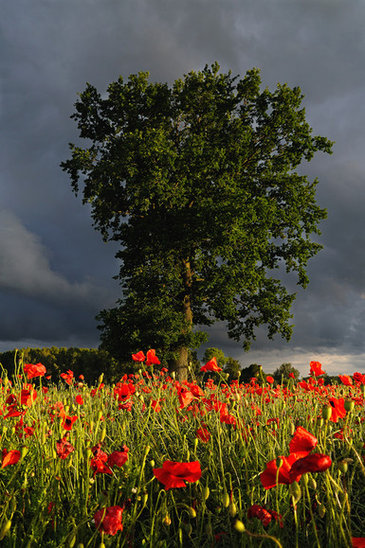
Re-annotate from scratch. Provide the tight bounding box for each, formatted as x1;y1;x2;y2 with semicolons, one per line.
23;362;47;380
196;425;211;443
20;388;37;407
91;443;113;475
60;370;74;385
153;460;201;490
328;397;346;423
75;395;84;405
266;376;274;384
353;373;365;385
247;505;283;528
200;357;222;373
1;449;21;468
56;435;75;459
146;349;161;366
62;415;78;431
107;446;129;468
260;454;303;489
310;361;325;376
289;426;318;456
339;375;353;386
289;453;332;479
94;505;123;536
132;351;146;362
353;538;365;548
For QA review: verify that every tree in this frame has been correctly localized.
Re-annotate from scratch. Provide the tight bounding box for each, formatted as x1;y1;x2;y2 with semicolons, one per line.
61;63;333;381
272;362;300;384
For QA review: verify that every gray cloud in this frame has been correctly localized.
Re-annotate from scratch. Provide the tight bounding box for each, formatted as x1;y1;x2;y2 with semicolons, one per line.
1;0;365;374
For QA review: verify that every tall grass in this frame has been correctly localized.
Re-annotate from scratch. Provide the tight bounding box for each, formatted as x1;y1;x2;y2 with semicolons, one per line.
0;357;364;547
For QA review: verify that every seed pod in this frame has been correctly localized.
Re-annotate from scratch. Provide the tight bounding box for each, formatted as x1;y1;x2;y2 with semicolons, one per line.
344;400;354;412
289;481;301;504
0;520;12;541
338;460;348;474
222;492;230;508
188;507;196;518
234;519;245;533
322;405;332;420
229;502;237;518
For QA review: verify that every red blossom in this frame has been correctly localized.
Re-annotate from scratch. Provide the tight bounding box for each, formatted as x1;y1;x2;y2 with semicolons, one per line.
60;370;74;385
94;506;123;536
200;357;222;373
289;426;318;456
145;349;161;366
196;425;211;443
328;397;346;423
1;449;21;468
353;538;365;548
75;394;84;405
339;375;353;386
132;351;146;362
56;435;75;459
247;505;283;528
153;460;201;490
310;361;325;376
23;362;47;380
266;376;274;384
62;415;78;431
289;453;332;479
107;446;129;468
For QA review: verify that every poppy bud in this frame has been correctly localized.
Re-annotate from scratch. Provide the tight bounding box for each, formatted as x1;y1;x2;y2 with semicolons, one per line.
203;486;210;500
318;503;326;518
322;406;332;420
344;400;354;412
222;492;230;508
188;507;196;518
234;519;245;533
338;460;348;474
100;427;106;442
0;520;11;541
290;423;295;436
229;502;237;517
289;481;301;504
163;514;171;526
150;460;155;468
98;373;104;385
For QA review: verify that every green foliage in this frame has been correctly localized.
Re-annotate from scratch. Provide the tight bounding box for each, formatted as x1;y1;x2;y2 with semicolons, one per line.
272;362;300;383
62;63;333;376
0;347;124;383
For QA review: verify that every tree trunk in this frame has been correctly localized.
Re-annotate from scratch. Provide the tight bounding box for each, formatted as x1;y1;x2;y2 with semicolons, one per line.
169;259;193;382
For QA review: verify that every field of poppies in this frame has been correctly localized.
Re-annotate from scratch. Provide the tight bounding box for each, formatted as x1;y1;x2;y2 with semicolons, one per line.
0;351;365;547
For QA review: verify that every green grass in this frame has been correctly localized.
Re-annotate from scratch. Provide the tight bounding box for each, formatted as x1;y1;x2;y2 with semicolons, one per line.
0;360;364;547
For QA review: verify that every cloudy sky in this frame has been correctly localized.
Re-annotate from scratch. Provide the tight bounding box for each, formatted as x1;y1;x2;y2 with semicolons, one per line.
1;0;365;376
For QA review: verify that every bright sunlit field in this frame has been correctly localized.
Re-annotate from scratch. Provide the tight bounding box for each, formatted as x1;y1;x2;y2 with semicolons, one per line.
0;354;364;547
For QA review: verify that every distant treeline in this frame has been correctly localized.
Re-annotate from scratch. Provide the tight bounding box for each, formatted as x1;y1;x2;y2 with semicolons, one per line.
0;347;126;384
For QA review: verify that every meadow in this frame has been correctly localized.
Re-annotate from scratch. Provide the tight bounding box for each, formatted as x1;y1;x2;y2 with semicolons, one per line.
0;352;364;547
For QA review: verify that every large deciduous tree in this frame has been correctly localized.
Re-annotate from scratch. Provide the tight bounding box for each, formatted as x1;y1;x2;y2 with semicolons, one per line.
61;63;332;380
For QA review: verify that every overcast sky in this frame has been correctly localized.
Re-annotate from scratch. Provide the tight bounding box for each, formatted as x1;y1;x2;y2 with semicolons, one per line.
1;0;365;376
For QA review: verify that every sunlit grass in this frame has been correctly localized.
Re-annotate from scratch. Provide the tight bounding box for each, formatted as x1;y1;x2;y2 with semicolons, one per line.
0;356;364;547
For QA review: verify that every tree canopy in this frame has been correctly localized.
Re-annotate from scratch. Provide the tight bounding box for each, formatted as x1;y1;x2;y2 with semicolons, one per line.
61;63;333;380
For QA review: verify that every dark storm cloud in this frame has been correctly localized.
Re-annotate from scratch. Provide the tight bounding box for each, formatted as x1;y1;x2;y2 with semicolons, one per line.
1;0;365;373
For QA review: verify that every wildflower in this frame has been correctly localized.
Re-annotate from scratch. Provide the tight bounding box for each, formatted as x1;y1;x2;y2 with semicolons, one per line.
146;349;161;366
200;357;222;373
23;362;47;380
289;426;318;456
352;538;365;548
289;453;332;479
56;434;75;459
60;370;74;385
328;397;346;423
153;460;201;490
132;351;146;362
339;375;353;386
247;505;283;528
94;505;124;536
310;361;325;376
107;446;129;468
91;443;112;475
266;376;274;384
196;425;211;443
1;449;21;468
75;394;84;405
62;415;78;431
